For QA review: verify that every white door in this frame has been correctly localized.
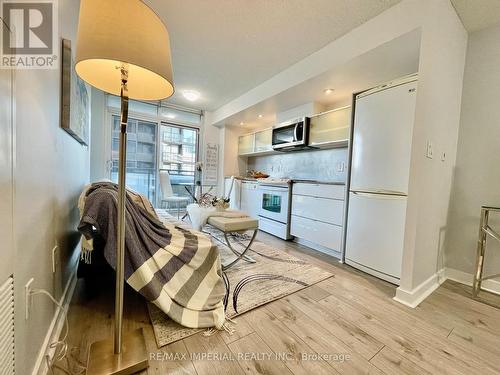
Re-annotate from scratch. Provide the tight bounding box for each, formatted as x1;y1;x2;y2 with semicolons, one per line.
345;192;407;283
0;52;14;282
351;80;417;194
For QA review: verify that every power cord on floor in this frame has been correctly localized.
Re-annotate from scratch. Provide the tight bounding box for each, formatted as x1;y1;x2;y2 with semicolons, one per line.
30;289;86;375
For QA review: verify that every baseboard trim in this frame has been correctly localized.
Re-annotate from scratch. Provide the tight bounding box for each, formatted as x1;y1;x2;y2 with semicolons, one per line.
393;267;500;309
393;269;446;308
444;267;500;295
32;267;78;375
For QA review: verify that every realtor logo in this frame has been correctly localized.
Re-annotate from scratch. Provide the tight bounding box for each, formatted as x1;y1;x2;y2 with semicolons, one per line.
0;0;58;69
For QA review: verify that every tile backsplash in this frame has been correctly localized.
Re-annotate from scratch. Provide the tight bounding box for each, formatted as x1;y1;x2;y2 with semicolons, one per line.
247;147;348;182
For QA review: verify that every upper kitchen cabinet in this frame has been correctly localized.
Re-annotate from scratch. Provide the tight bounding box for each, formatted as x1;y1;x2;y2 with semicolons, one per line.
254;128;272;152
238;128;273;156
309;106;351;148
238;133;255;155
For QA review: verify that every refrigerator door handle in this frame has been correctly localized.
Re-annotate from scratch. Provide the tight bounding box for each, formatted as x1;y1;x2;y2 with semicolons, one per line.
351;191;407;199
351;188;407;196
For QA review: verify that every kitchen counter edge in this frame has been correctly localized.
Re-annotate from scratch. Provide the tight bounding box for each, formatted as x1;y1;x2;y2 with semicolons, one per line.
225;176;345;185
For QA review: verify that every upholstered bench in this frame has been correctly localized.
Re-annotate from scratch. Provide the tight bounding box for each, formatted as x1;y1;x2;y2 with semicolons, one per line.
207;215;259;270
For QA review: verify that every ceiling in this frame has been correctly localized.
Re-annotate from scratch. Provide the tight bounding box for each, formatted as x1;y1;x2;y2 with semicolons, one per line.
146;0;500;112
146;0;402;111
225;29;421;129
451;0;500;33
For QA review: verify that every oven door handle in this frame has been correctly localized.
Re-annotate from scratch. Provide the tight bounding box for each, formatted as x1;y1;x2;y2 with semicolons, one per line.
293;124;299;142
259;187;288;192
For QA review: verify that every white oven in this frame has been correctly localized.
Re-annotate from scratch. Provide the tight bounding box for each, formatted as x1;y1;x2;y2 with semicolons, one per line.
258;183;292;240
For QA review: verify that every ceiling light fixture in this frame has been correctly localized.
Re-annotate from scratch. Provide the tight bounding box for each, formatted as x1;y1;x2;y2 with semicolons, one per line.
324;88;334;95
182;90;200;101
240;122;244;125
258;114;263;118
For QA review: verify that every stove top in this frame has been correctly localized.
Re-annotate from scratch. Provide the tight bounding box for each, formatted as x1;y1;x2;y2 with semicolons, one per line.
257;178;291;186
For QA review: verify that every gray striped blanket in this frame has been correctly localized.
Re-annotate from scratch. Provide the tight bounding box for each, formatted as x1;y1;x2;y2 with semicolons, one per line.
77;183;226;329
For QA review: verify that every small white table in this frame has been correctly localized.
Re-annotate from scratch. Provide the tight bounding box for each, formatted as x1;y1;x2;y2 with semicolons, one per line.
186;204;216;231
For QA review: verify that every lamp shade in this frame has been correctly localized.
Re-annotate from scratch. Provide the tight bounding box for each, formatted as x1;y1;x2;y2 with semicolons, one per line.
75;0;174;100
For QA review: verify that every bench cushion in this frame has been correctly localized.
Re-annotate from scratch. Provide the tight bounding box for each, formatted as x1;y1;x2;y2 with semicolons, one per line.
207;216;259;232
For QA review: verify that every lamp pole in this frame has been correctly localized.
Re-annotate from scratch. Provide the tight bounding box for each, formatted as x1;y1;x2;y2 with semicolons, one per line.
86;64;149;375
115;64;129;354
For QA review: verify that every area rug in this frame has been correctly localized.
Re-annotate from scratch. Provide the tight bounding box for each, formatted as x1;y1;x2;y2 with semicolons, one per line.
147;221;333;348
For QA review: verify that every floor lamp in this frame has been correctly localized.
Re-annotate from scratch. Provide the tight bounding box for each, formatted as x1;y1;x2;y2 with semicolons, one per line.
75;0;174;373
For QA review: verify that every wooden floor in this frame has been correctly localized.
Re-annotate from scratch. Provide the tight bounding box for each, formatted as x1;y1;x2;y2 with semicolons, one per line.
60;232;500;375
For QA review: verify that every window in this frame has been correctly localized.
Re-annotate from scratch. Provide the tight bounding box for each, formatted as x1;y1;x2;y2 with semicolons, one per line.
106;95;202;209
111;116;157;203
159;124;199;200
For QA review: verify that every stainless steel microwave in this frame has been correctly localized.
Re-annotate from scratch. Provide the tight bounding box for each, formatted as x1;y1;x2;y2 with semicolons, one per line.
271;117;310;151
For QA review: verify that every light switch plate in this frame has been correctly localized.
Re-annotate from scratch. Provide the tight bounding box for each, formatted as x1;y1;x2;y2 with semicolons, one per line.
426;141;433;159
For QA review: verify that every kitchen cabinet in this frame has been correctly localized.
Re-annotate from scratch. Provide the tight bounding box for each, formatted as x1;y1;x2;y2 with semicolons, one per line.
238;133;255;155
292;195;343;225
290;182;346;257
309;106;351;148
240;181;260;218
291;215;343;251
238;128;273;156
293;183;345;200
254;128;272;152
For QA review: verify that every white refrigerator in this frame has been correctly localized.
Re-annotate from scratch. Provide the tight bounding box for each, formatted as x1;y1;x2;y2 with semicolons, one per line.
345;77;418;285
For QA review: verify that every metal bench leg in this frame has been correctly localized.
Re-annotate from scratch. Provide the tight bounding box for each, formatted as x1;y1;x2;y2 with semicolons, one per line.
224;232;256;263
222;229;258;271
473;208;488;297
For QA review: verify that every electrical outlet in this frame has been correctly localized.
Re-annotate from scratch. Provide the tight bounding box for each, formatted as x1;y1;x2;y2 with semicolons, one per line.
426;141;433;159
25;278;34;320
51;245;58;274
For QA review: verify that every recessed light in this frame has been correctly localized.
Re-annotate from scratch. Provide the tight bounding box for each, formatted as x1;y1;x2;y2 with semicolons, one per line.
240;122;244;126
182;90;200;101
258;114;263;118
324;88;334;95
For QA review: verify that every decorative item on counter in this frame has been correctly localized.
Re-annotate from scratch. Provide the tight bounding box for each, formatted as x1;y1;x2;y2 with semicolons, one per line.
248;170;270;179
211;196;230;211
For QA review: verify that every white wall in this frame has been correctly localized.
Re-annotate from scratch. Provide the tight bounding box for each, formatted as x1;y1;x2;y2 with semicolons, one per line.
399;0;467;293
13;1;90;374
444;22;500;278
224;127;247;178
89;87;107;182
199;112;221;193
204;110;243;195
275;102;325;123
